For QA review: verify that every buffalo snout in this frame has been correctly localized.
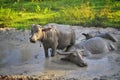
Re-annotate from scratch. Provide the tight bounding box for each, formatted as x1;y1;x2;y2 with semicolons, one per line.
77;60;88;67
29;37;36;43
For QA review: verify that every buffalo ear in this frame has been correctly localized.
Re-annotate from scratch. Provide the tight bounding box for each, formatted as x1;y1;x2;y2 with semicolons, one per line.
31;24;35;29
42;27;52;32
32;24;35;26
31;24;42;29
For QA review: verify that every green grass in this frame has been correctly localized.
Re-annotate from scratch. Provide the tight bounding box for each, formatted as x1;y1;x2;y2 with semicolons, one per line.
0;0;120;29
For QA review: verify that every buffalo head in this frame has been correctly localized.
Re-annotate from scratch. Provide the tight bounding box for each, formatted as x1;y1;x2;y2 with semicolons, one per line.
57;49;87;67
30;24;52;43
82;33;93;40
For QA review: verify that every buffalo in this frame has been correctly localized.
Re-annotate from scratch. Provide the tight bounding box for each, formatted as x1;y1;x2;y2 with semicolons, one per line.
30;24;75;57
82;32;118;42
57;49;87;67
57;37;117;67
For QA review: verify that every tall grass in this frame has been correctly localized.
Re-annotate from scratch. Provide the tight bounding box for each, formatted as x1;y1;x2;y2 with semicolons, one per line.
57;2;95;25
56;1;120;28
0;0;120;29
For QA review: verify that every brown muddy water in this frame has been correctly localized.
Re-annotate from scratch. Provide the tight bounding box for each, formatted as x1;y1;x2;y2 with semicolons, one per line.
0;25;120;80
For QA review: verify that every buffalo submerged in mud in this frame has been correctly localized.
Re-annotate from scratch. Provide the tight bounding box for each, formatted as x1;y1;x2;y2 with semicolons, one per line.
59;37;117;56
82;32;118;42
57;49;88;67
30;24;76;57
57;37;117;67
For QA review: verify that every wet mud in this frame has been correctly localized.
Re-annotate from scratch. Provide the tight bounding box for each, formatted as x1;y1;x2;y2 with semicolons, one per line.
0;25;120;80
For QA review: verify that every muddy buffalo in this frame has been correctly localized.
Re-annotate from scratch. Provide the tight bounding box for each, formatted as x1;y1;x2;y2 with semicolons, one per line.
57;49;87;67
30;24;75;57
57;37;117;67
68;37;116;56
82;32;118;42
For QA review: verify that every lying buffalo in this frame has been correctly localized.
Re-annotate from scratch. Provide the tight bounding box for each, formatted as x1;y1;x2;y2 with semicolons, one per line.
57;37;116;67
30;24;75;57
68;37;116;56
82;32;118;42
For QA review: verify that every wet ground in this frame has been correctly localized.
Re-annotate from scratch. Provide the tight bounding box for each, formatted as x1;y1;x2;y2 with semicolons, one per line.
0;24;120;80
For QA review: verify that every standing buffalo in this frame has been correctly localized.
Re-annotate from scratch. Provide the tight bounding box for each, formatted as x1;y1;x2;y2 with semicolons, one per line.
30;24;75;57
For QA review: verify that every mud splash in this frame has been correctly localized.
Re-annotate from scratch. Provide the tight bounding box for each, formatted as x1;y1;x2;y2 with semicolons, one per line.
0;25;120;80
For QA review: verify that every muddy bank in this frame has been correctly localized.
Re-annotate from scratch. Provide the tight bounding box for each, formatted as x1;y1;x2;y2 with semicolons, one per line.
0;24;120;80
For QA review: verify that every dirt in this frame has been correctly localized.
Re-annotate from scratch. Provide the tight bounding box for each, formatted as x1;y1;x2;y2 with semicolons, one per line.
0;24;120;80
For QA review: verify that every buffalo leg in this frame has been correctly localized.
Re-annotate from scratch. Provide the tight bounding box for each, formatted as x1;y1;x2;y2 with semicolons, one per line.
51;48;56;57
51;42;58;57
65;45;73;52
43;46;49;57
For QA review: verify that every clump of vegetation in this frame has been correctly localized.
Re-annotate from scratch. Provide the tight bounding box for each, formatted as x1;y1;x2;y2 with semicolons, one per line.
57;2;95;26
0;0;120;29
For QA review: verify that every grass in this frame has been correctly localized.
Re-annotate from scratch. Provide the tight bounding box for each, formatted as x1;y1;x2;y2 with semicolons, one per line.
0;0;120;29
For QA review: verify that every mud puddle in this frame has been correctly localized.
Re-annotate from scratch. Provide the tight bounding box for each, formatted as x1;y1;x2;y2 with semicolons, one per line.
0;26;120;80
